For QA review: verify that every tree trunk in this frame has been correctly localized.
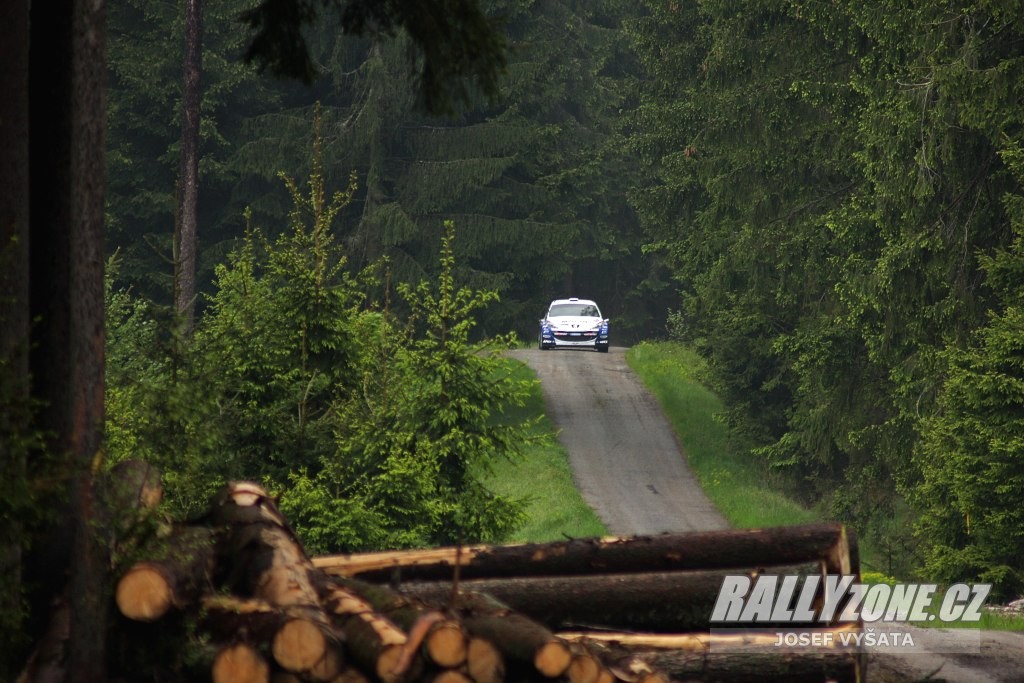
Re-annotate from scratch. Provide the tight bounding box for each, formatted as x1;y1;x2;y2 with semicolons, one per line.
29;0;108;679
212;642;271;683
447;592;572;679
174;0;203;332
330;577;468;668
397;564;824;633
570;631;863;683
115;525;218;621
321;582;411;683
314;523;858;582
209;483;346;674
466;636;504;683
638;648;860;683
0;0;31;675
200;595;343;678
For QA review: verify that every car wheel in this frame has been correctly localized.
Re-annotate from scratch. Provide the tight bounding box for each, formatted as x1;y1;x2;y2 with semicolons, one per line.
597;344;609;353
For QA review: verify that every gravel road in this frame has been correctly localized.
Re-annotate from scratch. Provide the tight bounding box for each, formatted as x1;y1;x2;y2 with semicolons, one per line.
511;344;1024;683
508;346;727;536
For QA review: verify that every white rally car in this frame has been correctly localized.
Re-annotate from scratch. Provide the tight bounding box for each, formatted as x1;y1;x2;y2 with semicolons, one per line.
538;298;609;352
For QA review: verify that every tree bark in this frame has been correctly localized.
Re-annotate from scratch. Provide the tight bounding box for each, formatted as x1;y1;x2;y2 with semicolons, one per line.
115;525;218;621
314;523;857;582
200;595;343;678
570;631;863;683
0;0;31;675
398;564;824;633
210;483;345;675
638;649;860;683
447;592;572;679
212;642;271;683
174;0;203;331
330;577;468;668
29;0;108;679
466;636;504;683
321;582;411;683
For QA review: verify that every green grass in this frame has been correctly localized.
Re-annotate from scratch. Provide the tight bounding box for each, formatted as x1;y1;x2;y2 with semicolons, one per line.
625;341;817;529
482;358;608;542
860;572;1024;630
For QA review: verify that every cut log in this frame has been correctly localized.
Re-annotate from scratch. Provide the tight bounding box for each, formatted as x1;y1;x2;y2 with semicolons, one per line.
200;595;340;676
566;646;600;683
200;595;280;635
568;630;863;683
322;583;410;683
211;481;343;676
211;480;293;529
560;637;659;683
212;642;271;683
116;524;218;621
331;577;468;668
314;523;856;581
307;647;345;682
272;615;330;674
214;484;321;608
116;563;174;622
449;592;571;678
595;667;615;683
559;626;864;650
399;563;823;632
431;670;473;683
99;458;164;515
334;667;372;683
466;636;505;683
638;649;860;683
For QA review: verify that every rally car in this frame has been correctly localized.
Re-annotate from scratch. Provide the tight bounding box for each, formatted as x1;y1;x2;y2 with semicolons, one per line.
538;298;609;352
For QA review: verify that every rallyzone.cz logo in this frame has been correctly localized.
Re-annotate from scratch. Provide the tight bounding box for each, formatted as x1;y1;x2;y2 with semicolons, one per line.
710;574;992;624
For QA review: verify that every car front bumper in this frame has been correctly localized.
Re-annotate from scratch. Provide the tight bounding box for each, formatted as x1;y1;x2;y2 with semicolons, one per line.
540;325;609;348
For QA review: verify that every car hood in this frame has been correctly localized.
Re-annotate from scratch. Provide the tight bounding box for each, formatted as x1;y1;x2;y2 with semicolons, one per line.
546;316;603;328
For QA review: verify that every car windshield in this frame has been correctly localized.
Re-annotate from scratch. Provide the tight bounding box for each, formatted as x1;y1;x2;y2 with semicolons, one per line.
549;303;601;318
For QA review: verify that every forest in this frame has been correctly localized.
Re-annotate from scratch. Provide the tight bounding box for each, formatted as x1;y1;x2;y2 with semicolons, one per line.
2;0;1024;677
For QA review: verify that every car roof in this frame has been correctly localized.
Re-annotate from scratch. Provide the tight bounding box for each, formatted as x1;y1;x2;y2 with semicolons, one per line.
549;297;598;307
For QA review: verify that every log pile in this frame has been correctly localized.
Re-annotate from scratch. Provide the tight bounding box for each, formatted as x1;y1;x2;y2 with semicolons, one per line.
111;481;865;683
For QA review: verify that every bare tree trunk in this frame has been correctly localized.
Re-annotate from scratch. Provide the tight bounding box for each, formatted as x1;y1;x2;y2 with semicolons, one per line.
175;0;204;332
0;0;31;677
315;523;857;581
29;0;108;679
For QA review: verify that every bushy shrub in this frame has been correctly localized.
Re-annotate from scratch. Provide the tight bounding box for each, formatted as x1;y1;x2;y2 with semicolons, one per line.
106;152;532;550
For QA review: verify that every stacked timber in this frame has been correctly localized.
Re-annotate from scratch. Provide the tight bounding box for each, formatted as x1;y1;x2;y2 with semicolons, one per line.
110;480;864;683
314;525;865;683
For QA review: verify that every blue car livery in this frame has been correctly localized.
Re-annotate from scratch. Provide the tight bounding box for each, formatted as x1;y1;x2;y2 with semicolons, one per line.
539;297;609;353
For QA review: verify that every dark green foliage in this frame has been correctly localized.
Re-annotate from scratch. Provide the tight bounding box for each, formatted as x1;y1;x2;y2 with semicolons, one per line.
106;0;664;343
914;142;1024;598
106;148;532;550
240;0;508;114
106;0;281;303
282;222;530;553
625;0;1024;584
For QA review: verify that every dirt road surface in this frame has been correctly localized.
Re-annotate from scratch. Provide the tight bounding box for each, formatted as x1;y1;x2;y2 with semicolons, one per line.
508;346;728;535
511;345;1024;682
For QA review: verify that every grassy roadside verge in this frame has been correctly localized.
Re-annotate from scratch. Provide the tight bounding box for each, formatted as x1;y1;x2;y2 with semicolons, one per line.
482;358;608;542
626;341;817;529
